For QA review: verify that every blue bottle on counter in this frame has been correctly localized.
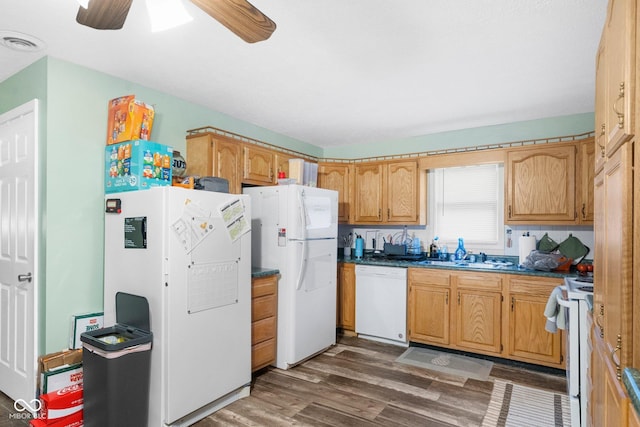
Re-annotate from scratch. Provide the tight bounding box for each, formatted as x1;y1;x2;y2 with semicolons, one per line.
455;238;466;260
354;237;364;259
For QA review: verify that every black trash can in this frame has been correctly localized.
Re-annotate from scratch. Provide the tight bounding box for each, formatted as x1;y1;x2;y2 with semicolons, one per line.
81;292;153;427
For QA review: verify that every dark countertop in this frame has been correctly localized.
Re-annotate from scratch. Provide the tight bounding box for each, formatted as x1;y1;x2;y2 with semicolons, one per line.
623;368;640;417
338;254;576;279
251;267;279;278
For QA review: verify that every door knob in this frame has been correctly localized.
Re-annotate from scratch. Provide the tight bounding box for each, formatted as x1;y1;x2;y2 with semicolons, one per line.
18;273;32;283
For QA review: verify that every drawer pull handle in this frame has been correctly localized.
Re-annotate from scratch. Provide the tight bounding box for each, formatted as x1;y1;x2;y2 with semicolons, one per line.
611;335;622;380
612;82;625;129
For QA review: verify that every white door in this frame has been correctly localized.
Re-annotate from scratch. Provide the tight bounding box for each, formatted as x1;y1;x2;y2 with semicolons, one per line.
0;100;39;407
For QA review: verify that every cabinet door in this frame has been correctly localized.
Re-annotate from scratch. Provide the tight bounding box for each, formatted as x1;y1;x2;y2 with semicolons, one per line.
408;268;450;345
185;134;214;176
337;263;355;331
318;163;351;223
275;152;294;182
597;332;630;427
602;142;633;372
577;139;595;224
604;0;636;154
353;163;384;223
505;145;576;223
507;277;563;366
453;273;502;355
385;160;419;223
594;36;607;174
216;138;242;194
243;144;275;185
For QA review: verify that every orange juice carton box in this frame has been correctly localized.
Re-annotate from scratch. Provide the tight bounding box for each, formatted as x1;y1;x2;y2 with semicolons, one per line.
38;384;83;425
105;140;173;193
106;95;154;145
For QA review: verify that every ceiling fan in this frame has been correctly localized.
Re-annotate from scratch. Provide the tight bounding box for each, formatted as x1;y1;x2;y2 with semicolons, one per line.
75;0;276;43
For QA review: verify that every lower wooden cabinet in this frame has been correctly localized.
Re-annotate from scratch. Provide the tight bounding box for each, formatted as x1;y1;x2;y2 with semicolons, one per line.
453;272;503;355
337;263;355;331
408;268;566;367
592;329;630;426
251;274;278;372
505;275;564;367
408;268;450;345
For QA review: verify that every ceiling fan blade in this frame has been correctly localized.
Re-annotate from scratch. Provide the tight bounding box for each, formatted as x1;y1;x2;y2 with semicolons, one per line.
190;0;276;43
76;0;133;30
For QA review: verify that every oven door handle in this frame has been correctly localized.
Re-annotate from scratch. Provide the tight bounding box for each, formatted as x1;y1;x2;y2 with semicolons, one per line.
556;295;574;308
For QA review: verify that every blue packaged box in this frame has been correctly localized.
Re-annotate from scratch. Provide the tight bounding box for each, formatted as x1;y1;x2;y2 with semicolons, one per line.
105;140;173;193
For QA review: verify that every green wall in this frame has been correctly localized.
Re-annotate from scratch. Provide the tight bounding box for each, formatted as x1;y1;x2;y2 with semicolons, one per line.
0;56;595;353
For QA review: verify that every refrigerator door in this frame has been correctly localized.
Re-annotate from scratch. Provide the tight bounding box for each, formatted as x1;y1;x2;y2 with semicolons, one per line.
286;185;338;240
277;237;337;369
104;187;252;426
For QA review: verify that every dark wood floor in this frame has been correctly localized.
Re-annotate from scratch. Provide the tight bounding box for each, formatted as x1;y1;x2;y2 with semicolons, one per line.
0;335;567;426
196;335;567;426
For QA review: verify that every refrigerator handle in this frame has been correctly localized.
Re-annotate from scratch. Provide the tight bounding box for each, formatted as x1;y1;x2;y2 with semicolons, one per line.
295;241;308;291
297;189;308;240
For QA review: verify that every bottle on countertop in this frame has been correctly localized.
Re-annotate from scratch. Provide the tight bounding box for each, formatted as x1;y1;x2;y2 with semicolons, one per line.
429;237;439;258
455;237;467;260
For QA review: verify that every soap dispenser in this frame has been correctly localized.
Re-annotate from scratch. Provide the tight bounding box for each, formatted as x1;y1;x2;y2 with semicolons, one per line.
455;238;467;260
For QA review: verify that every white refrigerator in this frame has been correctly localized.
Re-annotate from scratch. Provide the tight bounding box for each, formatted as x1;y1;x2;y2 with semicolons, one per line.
103;186;252;426
243;185;338;369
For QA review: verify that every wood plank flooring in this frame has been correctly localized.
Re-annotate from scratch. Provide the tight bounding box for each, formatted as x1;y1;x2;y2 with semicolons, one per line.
196;335;567;426
0;334;567;426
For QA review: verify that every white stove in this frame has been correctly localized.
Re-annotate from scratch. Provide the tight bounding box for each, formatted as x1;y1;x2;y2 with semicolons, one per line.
559;276;593;427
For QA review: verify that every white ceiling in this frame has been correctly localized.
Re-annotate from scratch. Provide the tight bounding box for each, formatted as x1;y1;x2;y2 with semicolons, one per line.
0;0;607;148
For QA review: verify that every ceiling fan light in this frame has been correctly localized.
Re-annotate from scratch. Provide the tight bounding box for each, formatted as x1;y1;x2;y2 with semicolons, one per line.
76;0;90;9
146;0;193;32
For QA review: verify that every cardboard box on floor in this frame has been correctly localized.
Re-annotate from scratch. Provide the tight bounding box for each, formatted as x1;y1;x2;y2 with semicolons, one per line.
38;349;83;395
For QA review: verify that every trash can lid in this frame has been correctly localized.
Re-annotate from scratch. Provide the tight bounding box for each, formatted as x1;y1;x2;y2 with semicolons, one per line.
116;292;150;332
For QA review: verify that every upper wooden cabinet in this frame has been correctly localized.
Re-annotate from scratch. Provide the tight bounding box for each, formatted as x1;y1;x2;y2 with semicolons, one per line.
186;133;242;193
318;162;351;223
595;35;608;174
603;0;636;155
505;143;577;224
275;152;295;183
352;160;424;224
243;144;275;185
577;138;596;224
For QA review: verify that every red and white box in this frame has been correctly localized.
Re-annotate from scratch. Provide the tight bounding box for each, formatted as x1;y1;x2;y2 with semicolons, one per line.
30;410;82;427
38;384;83;425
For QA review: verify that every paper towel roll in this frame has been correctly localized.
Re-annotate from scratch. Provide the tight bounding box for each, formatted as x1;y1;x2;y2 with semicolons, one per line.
519;235;537;265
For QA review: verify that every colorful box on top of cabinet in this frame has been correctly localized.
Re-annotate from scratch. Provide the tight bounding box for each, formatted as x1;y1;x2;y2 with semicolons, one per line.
106;95;154;145
105;140;173;193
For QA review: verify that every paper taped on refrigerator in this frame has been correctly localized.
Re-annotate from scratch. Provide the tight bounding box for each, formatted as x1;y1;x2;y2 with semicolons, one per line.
305;196;332;229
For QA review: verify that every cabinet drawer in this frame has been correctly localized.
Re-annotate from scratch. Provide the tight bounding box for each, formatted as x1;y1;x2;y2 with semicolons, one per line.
453;272;502;291
252;276;278;298
252;294;276;321
252;338;276;371
252;316;276;345
408;268;450;286
508;276;562;294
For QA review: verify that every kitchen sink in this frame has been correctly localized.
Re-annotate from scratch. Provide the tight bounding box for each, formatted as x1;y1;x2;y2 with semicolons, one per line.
418;260;512;269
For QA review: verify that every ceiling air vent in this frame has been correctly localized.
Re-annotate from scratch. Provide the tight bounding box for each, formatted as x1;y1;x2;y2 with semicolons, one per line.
0;31;45;52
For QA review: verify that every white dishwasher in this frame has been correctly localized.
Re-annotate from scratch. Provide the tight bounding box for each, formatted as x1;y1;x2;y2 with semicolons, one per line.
355;265;408;346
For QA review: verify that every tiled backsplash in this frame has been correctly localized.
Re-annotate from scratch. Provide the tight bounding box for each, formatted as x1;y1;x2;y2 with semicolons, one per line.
338;224;594;261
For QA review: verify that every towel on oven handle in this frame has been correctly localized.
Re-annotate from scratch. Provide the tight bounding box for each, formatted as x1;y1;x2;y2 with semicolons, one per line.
544;286;566;333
